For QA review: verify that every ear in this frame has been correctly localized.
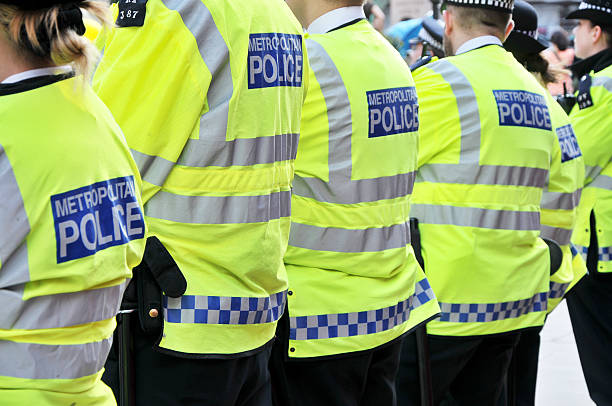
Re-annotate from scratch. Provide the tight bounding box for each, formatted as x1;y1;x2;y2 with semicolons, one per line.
443;9;452;36
592;24;603;44
503;19;515;41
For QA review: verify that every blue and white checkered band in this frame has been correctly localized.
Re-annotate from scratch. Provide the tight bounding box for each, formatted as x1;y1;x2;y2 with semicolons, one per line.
438;290;548;323
419;28;443;52
579;1;612;14
289;278;435;340
548;281;571;299
574;244;612;262
163;291;287;324
514;29;538;40
448;0;514;12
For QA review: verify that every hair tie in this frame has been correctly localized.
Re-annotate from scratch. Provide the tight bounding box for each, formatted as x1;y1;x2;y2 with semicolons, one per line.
58;3;86;36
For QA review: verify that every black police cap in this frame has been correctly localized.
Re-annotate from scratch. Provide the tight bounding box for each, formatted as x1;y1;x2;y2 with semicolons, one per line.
566;0;612;26
0;0;85;10
505;0;548;55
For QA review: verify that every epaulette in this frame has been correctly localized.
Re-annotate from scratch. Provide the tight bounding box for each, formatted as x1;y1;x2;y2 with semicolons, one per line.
410;56;438;72
576;74;594;110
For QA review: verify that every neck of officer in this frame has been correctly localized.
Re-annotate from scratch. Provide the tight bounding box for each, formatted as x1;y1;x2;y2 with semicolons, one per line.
0;35;53;83
298;1;357;29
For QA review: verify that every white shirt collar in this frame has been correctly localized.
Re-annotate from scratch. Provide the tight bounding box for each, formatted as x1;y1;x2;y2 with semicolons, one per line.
1;65;72;84
455;35;503;55
306;6;366;35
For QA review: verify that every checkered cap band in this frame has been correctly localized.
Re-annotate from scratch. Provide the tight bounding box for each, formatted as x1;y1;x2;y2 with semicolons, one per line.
514;29;538;39
548;281;570;299
163;291;286;325
579;1;612;14
447;0;514;12
419;28;443;52
289;278;435;341
438;290;548;323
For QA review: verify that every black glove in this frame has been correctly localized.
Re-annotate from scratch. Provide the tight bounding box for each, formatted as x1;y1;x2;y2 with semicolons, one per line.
130;236;187;334
543;238;563;276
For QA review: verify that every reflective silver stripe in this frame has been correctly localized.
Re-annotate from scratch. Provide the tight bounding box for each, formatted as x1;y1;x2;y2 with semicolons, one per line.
418;164;549;188
0;337;112;380
0;145;30;279
289;221;411;253
592;76;612;93
130;149;175;187
429;60;481;163
0;283;126;330
290;39;413;205
293;172;415;204
411;204;540;230
541;189;582;210
181;133;299;168
585;164;604;180
145;190;291;224
590;174;612;191
289;278;435;340
540;226;573;246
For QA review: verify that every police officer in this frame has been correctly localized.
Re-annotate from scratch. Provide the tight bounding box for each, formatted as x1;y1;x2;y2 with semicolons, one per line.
563;1;612;403
93;0;307;404
0;1;146;405
501;2;586;404
396;0;576;403
271;1;440;405
412;16;446;67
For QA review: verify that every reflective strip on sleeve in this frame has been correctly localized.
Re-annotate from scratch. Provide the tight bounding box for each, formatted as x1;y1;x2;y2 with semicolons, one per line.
438;291;548;323
590;174;612;191
540;225;573;245
0;282;126;330
145;190;291;224
288;221;411;253
130;149;175;187
541;189;582;210
410;204;540;231
290;39;415;205
585;164;604;180
163;290;286;324
289;278;435;340
548;281;570;299
0;337;112;380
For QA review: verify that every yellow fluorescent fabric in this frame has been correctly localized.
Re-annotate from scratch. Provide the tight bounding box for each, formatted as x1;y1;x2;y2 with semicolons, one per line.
285;20;440;359
94;0;307;355
412;45;569;336
570;65;612;274
0;76;145;404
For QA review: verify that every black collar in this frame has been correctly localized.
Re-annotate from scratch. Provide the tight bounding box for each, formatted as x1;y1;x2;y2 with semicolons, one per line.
570;48;612;78
327;18;365;33
0;72;74;96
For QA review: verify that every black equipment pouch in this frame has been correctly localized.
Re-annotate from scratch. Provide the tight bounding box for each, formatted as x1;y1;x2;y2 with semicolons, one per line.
133;236;187;334
555;81;577;115
543;238;563;276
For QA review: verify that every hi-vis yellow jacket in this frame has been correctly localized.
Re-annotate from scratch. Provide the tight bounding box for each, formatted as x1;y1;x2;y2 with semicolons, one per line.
0;74;145;405
284;19;440;359
94;0;307;356
570;64;612;274
412;44;578;336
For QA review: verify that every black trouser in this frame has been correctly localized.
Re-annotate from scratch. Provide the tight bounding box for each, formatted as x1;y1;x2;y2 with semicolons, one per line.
103;313;273;406
498;327;542;406
396;332;521;406
567;273;612;405
270;335;405;406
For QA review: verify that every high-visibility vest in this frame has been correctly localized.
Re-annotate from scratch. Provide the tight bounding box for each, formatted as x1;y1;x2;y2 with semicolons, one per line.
412;44;572;336
284;20;440;359
94;0;307;355
0;75;145;405
570;64;612;274
540;93;585;312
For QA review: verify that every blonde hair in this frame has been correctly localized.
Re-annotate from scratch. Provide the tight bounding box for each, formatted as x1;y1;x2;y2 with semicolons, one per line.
0;1;110;78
